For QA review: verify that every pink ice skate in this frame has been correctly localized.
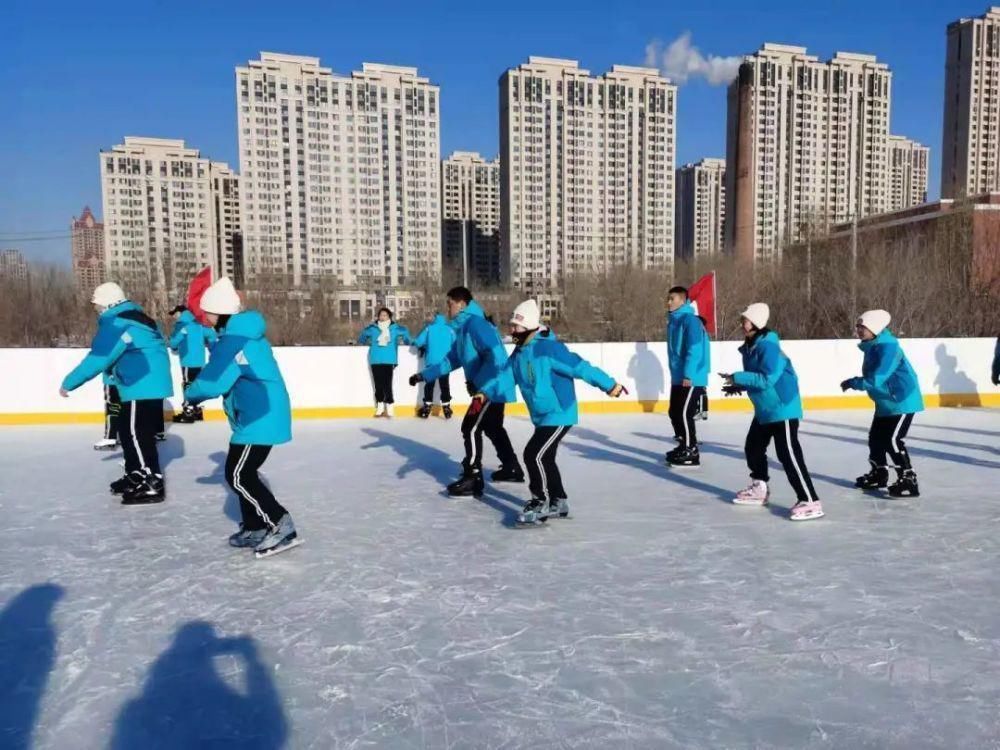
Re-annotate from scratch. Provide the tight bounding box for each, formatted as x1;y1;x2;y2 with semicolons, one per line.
733;480;769;505
789;500;824;521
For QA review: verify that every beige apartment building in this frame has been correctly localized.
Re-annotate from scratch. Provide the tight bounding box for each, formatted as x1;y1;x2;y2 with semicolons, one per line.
725;44;892;262
499;57;676;291
100;137;238;290
942;7;1000;198
441;151;501;286
887;136;929;212
71;206;105;292
210;164;243;285
237;53;441;288
0;249;28;281
676;158;726;260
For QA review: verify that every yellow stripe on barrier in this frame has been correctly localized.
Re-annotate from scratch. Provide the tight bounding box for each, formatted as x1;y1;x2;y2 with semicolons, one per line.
2;392;997;425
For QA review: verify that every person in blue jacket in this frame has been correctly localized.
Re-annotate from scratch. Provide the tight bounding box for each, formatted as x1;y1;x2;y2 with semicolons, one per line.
720;303;824;521
480;299;625;524
60;282;173;504
168;305;218;423
408;287;523;498
357;308;411;418
413;313;455;419
665;285;711;468
185;277;300;559
840;309;924;497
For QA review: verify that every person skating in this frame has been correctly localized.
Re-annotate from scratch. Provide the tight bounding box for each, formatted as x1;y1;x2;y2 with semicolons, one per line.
93;371;121;450
408;286;524;496
357;308;411;418
840;310;924;497
480;300;626;524
185;277;301;559
413;312;455;419
720;303;824;521
665;285;710;468
168;304;217;424
60;282;173;504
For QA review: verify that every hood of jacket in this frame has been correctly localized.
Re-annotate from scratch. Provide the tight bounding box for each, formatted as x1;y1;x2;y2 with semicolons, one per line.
453;300;486;329
858;327;895;352
668;301;696;320
177;310;196;325
100;300;140;321
432;313;447;326
740;327;778;352
221;310;266;339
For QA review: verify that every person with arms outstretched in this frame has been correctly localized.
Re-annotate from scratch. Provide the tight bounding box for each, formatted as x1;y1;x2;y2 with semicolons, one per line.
358;308;411;418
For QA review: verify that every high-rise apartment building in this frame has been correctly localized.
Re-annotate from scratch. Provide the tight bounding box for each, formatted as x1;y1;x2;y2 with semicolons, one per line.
676;158;726;260
887;136;930;212
725;44;892;261
237;53;441;288
500;57;676;291
441;151;501;286
0;249;28;281
210;165;244;285
71;206;105;291
100;137;239;291
942;7;1000;198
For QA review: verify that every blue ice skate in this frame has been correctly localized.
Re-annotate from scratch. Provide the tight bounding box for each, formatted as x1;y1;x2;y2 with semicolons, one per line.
516;498;551;527
229;525;268;548
254;514;302;559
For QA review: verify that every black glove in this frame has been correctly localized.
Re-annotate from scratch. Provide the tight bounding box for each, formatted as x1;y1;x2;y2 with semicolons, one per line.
839;379;852;392
722;384;743;397
466;380;476;397
409;373;424;387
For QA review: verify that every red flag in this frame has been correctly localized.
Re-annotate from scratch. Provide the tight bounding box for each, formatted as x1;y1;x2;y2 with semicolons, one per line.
688;272;717;337
186;266;213;325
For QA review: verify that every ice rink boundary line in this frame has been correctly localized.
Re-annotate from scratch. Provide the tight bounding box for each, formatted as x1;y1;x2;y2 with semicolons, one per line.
1;393;996;425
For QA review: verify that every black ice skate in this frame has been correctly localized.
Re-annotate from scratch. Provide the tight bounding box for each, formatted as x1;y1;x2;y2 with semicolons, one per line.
193;406;204;421
121;473;165;504
888;470;920;498
491;464;525;483
172;407;197;424
110;470;145;495
516;498;551;526
855;465;889;490
667;446;700;469
418;404;431;419
665;443;684;464
447;470;484;498
442;404;453;419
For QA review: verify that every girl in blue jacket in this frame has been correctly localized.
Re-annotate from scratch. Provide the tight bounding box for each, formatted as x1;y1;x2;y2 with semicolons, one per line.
413;313;455;418
358;308;411;418
168;305;218;423
186;277;300;559
485;300;625;524
720;303;824;521
840;309;924;497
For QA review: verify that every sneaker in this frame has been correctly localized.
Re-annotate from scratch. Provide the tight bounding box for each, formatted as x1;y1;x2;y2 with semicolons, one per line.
733;480;769;505
888;470;920;498
229;525;268;548
447;470;484;498
442;404;453;420
122;473;165;505
491;465;525;483
667;446;700;469
418;404;431;419
855;465;889;490
94;438;119;451
110;470;144;495
374;402;386;418
254;514;302;559
517;498;550;525
790;500;825;521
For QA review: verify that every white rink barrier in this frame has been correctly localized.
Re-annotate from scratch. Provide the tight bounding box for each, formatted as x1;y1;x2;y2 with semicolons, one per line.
1;337;996;424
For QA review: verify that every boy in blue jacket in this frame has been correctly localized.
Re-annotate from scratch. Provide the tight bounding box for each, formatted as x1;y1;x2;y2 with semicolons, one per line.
168;305;218;423
413;313;455;419
358;308;411;418
840;309;924;497
666;285;710;468
409;287;524;498
185;277;300;559
60;282;173;504
720;303;824;521
483;300;625;524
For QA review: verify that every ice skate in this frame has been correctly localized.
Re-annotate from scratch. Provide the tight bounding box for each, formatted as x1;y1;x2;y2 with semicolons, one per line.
374;402;386;418
548;497;570;519
733;480;769;505
516;498;551;526
888;470;920;498
442;404;453;419
385;404;394;419
667;446;700;469
155;432;166;442
229;525;268;548
110;470;144;495
193;406;204;421
447;469;484;498
491;464;525;483
789;500;824;521
121;473;165;505
418;404;431;419
855;465;889;490
664;444;684;464
254;515;302;559
93;438;119;451
172;407;197;424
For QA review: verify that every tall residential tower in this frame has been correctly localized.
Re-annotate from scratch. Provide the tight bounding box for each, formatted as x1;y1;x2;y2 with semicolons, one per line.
441;151;501;286
676;158;726;260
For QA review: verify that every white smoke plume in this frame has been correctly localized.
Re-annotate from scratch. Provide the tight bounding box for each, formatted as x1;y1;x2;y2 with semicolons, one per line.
644;33;741;86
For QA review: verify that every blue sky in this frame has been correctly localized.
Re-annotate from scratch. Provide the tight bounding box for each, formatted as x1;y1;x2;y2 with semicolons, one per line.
1;0;970;264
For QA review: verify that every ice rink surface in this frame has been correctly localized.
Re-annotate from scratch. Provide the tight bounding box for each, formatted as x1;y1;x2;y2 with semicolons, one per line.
2;408;999;749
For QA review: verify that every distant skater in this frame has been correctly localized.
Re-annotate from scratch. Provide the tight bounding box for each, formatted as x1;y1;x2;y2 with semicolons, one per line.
413;312;455;419
358;308;411;418
665;285;710;468
168;304;217;423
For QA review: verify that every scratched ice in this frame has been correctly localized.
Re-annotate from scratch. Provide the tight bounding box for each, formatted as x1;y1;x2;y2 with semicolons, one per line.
2;408;999;749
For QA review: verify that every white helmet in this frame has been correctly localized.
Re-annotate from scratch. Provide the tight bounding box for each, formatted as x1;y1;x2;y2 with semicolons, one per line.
200;277;242;315
92;282;127;308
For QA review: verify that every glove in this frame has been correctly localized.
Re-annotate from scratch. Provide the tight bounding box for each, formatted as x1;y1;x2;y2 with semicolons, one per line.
466;380;477;397
839;379;852;392
722;384;743;397
468;394;485;416
607;383;627;398
409;373;424;387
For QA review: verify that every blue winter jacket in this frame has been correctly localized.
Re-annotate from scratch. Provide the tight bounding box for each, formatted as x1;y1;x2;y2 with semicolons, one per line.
185;311;292;446
732;329;803;424
169;310;217;368
846;329;925;416
62;301;173;402
667;302;710;387
413;314;456;367
420;301;516;403
480;330;615;426
358;322;412;365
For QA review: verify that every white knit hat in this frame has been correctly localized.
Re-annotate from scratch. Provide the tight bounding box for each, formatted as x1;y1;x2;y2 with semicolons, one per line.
858;309;891;336
510;299;541;330
740;302;770;330
200;277;242;315
92;282;127;307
